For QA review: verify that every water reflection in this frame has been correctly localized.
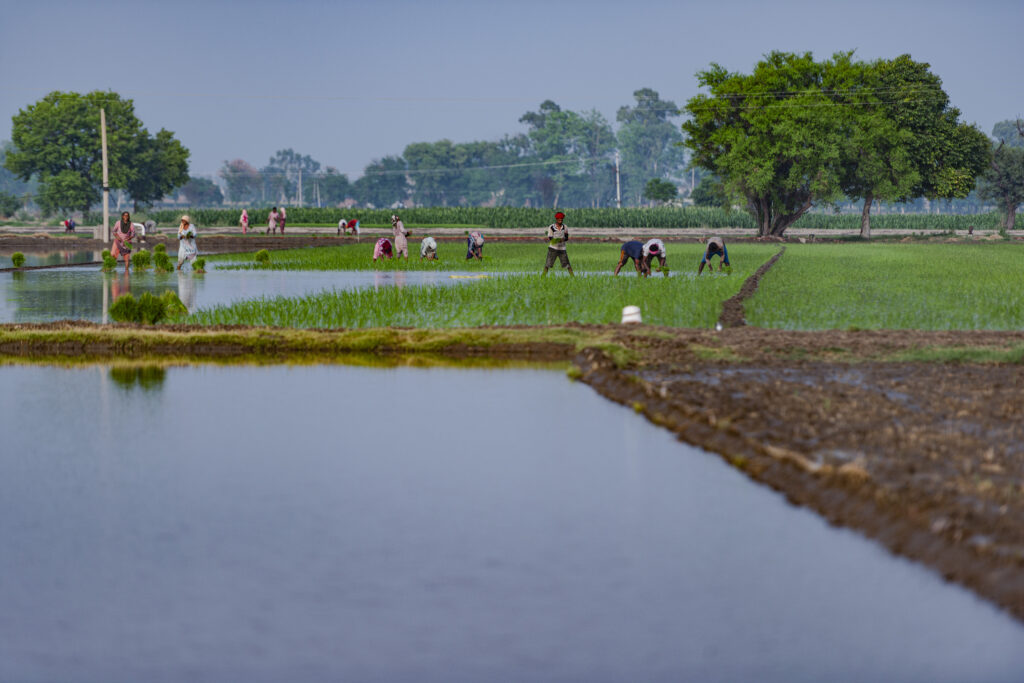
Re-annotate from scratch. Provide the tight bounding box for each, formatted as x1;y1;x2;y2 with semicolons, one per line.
177;270;196;309
2;250;102;268
108;364;167;391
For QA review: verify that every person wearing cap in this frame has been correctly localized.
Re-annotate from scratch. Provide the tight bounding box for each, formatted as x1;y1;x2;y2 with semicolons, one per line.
542;212;574;276
176;215;198;270
466;231;484;260
613;240;649;277
420;236;439;260
643;238;667;276
698;235;730;274
392;214;410;259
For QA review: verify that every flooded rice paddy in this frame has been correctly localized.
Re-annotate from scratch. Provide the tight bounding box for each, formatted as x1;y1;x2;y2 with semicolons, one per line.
0;265;475;323
1;364;1023;682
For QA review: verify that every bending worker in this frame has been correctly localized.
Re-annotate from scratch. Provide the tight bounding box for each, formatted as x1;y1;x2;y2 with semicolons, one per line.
613;240;649;277
466;231;484;260
420;236;438;260
644;238;667;276
698;235;729;274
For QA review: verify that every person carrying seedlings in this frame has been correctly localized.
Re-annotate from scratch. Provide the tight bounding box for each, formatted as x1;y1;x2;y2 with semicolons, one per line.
373;237;393;261
267;207;279;234
466;231;484;260
240;209;249;234
177;215;198;270
644;238;667;276
392;214;410;259
613;240;649;277
278;206;287;233
542;212;574;276
420;236;438;260
698;235;730;274
111;211;136;271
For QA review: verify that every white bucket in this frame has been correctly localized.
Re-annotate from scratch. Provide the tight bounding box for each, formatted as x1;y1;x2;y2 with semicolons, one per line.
621;305;642;324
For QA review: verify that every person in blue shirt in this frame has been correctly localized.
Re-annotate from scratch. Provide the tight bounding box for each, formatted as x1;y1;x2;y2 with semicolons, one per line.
698;236;730;274
614;240;650;276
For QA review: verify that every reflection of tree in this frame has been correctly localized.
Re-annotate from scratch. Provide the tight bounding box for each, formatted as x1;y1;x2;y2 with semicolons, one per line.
109;365;167;391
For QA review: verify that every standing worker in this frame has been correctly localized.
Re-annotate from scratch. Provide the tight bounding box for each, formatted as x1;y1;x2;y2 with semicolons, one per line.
111;211;136;272
644;238;667;276
466;231;484;260
613;240;649;277
698;236;730;274
267;207;279;235
392;214;410;259
420;236;439;260
240;209;249;234
177;215;198;270
542;211;574;276
278;206;287;233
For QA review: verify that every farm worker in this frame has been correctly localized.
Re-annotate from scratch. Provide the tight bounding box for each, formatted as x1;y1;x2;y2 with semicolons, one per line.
278;206;287;233
337;217;346;235
420;236;438;260
644;238;668;275
240;209;249;234
613;240;649;277
466;231;484;260
698;235;730;274
542;211;574;276
373;237;393;261
340;218;360;236
267;206;279;234
177;215;198;270
392;214;410;258
63;217;76;233
111;211;136;271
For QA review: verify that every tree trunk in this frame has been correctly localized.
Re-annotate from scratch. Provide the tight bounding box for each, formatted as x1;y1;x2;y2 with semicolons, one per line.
860;193;873;239
1006;205;1017;231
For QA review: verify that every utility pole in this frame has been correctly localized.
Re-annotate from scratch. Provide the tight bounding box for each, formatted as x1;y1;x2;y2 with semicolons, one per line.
298;168;303;207
614;151;621;209
100;107;110;242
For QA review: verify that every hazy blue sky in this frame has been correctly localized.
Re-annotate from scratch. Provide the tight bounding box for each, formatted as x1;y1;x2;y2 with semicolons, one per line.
2;0;1021;180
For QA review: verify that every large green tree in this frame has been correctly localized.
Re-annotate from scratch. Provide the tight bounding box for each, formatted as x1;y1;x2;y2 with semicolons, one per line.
219;159;262;203
683;52;850;237
616;88;686;206
979;120;1024;230
353;156;409;208
125;128;189;210
180;176;224;206
5;91;189;215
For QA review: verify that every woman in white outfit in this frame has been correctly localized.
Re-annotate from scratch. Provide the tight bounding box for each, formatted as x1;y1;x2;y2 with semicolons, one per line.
177;215;198;270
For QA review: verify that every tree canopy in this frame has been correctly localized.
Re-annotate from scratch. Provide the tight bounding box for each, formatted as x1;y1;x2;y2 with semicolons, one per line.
4;91;190;214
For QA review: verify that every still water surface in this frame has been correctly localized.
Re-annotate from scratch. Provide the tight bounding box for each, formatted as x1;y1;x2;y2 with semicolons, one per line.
0;266;472;323
1;364;1023;682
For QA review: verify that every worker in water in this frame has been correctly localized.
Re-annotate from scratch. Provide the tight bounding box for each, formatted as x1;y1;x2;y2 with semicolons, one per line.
420;236;438;260
643;238;667;276
613;240;650;277
542;211;574;276
698;235;730;274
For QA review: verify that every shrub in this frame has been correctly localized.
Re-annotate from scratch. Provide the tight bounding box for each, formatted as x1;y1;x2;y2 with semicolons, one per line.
109;290;188;324
11;252;25;268
131;249;152;269
255;249;271;264
101;249;111;260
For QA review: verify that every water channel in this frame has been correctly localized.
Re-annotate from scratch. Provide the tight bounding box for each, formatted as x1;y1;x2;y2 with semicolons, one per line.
0;265;475;323
1;364;1022;682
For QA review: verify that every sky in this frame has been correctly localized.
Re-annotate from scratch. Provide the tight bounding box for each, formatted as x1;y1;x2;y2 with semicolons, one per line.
2;0;1021;181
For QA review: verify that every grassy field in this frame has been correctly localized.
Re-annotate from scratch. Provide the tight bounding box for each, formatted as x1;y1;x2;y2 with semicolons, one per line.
192;244;780;328
211;241;730;273
746;243;1024;330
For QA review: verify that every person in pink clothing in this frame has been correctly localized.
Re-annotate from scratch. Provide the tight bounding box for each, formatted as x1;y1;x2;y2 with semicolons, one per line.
240;209;249;234
278;206;287;233
373;237;393;261
391;214;410;259
267;207;279;234
110;211;136;271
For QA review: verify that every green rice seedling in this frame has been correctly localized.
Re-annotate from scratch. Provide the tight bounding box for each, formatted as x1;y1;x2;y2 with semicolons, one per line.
153;242;167;254
10;252;25;268
131;249;152;269
102;254;118;270
255;249;271;264
110;290;188;324
153;251;173;272
159;290;188;320
746;243;1024;330
101;249;111;260
109;293;138;321
192;257;206;273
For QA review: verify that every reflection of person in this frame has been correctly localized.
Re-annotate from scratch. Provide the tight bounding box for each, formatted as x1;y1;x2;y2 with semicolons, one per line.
110;269;131;302
278;206;287;233
240;209;249;234
268;207;279;234
392;214;410;259
466;231;484;260
614;240;649;276
373;237;393;261
177;270;196;310
542;212;573;276
420;236;438;260
177;215;198;270
698;236;730;274
643;238;667;276
111;211;135;271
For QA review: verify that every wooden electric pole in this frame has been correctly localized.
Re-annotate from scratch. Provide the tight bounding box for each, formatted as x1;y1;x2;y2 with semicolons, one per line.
100;108;110;242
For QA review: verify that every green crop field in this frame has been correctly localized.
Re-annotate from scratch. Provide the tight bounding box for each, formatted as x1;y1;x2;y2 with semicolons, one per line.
746;243;1024;330
191;244;780;329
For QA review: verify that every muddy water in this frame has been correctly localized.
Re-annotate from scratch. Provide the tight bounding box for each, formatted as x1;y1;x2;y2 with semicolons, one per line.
0;266;474;323
1;365;1023;682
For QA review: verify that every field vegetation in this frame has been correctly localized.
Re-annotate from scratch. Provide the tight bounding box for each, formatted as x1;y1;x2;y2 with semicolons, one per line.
746;243;1024;330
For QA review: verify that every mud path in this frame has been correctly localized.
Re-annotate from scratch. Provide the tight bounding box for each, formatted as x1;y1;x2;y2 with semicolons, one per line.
718;247;784;328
